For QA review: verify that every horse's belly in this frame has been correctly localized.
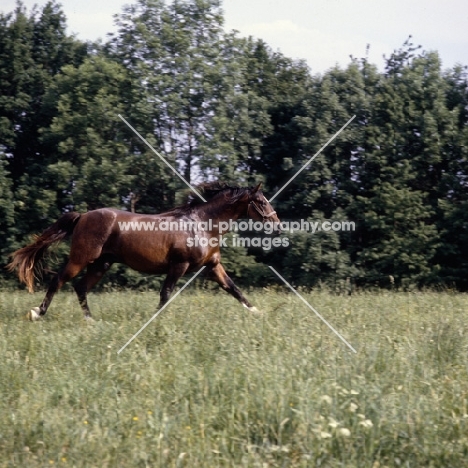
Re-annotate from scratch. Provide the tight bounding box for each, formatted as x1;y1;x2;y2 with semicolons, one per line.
107;231;200;274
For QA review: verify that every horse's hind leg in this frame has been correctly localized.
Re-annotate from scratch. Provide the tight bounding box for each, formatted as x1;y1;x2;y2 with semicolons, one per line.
74;256;113;319
29;261;84;320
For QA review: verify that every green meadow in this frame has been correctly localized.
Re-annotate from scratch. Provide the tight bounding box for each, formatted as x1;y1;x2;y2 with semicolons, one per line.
1;289;467;467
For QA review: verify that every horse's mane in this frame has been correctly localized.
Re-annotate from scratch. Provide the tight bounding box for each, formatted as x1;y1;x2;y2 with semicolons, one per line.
167;182;252;216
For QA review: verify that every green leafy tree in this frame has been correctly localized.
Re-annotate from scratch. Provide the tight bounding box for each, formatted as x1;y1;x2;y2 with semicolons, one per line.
348;44;453;287
0;1;86;183
198;36;274;183
434;65;468;288
0;153;15;270
0;1;87;275
277;212;356;291
109;0;224;181
40;56;133;211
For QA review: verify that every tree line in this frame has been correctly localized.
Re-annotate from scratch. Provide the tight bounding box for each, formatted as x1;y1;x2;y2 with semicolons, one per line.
1;0;468;291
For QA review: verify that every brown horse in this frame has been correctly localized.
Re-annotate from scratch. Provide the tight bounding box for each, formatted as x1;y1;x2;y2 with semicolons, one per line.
8;182;280;320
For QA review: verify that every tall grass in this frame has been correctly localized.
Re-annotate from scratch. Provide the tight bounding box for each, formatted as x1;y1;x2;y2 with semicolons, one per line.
0;289;467;467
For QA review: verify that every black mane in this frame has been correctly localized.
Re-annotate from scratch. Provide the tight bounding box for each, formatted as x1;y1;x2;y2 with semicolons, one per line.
168;182;253;216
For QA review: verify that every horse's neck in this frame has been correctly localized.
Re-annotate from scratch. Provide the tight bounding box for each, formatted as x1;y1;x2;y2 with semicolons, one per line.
201;202;247;224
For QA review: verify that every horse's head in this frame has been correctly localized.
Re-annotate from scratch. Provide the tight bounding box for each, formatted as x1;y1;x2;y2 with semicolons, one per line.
246;183;281;235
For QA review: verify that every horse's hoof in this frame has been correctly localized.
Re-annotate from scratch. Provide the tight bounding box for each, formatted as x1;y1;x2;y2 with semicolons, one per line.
84;316;95;323
27;307;41;321
248;306;263;316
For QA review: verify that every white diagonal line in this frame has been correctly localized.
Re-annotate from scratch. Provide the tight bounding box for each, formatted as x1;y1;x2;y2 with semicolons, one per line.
118;266;206;354
118;114;207;202
269;115;356;202
268;266;357;353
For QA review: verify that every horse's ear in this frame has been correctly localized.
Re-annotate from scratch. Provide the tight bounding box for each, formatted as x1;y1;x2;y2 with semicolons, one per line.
251;182;262;194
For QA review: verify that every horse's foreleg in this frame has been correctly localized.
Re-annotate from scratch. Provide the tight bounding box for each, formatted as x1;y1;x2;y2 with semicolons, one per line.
205;263;260;313
74;257;113;319
29;261;83;321
158;263;190;309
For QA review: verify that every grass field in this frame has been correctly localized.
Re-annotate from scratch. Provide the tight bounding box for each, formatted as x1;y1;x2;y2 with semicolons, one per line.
1;288;468;467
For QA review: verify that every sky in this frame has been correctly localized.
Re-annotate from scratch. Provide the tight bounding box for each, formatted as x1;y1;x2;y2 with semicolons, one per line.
1;0;467;74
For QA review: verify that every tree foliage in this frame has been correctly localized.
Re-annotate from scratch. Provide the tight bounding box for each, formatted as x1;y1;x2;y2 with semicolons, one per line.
1;2;468;290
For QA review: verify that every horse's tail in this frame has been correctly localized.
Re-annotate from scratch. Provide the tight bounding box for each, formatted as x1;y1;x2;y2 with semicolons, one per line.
7;212;81;293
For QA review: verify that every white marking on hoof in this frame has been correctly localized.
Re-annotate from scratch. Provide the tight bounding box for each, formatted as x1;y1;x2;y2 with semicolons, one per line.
244;305;263;315
27;307;41;321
